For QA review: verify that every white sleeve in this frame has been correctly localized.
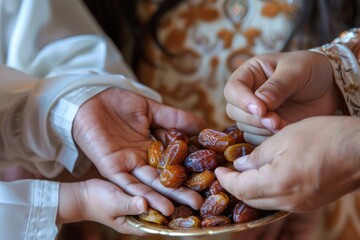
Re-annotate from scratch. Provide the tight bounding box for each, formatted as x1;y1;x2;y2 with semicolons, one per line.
0;180;60;240
0;0;161;177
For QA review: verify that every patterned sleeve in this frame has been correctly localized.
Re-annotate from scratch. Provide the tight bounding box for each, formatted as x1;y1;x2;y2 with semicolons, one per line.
309;28;360;116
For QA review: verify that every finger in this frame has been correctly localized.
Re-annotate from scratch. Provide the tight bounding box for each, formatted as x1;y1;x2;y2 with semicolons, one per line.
234;151;268;171
148;99;207;135
215;167;298;211
234;136;279;170
151;128;166;143
242;197;289;211
227;103;283;134
132;165;203;210
83;180;148;235
243;132;269;146
254;64;299;111
101;186;149;217
111;169;175;216
215;166;274;202
225;61;268;117
237;122;273;137
109;193;147;216
226;103;264;128
260;111;285;131
102;149;180;216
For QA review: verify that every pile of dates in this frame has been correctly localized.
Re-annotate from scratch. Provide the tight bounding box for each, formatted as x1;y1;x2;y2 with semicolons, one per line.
139;126;271;228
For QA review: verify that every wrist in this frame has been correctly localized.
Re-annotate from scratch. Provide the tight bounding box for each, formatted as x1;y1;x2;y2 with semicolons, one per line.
337;117;360;190
56;182;85;224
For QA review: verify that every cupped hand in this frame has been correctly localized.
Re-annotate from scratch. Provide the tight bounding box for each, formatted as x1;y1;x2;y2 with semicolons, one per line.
216;116;360;212
224;50;340;145
58;179;148;235
72;88;207;215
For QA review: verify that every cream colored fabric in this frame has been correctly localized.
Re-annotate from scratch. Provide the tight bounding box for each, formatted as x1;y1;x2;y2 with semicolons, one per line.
0;1;160;239
0;0;160;179
0;180;60;240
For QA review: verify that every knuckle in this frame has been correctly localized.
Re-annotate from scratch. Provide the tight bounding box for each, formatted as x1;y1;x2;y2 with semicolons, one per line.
265;78;290;94
125;198;137;214
249;147;266;169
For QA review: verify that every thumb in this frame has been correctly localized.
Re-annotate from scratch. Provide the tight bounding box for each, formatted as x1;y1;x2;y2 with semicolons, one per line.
233;144;273;171
255;68;298;111
148;100;207;135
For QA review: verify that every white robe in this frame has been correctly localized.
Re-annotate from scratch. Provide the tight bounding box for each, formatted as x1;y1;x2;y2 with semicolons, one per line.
0;0;160;239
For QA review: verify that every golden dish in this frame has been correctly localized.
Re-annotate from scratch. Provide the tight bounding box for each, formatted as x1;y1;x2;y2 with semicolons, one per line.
126;211;290;237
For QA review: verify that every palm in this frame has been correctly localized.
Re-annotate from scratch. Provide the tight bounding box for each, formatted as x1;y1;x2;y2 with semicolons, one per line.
74;90;152;171
73;88;206;214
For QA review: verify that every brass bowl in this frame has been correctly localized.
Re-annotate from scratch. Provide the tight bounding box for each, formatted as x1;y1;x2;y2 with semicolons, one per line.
126;211;290;236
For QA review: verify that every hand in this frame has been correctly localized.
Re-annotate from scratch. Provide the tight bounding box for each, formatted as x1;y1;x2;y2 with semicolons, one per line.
224;50;340;145
215;116;360;212
57;179;148;235
72;88;207;215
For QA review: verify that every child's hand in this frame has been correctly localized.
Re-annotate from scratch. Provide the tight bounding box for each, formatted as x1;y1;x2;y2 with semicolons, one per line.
57;179;148;235
224;50;339;145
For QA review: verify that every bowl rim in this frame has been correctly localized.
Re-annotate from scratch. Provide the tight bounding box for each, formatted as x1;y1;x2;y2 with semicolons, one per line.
126;211;290;236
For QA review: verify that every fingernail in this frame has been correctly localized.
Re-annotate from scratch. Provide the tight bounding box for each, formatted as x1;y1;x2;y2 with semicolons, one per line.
257;89;277;103
234;156;248;170
261;118;274;130
248;104;260;117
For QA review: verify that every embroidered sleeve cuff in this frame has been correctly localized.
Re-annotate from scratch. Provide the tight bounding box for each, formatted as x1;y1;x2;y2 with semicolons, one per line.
309;28;360;116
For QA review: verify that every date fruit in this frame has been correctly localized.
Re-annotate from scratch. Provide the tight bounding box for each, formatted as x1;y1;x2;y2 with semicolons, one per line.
157;140;188;170
200;192;229;218
169;216;201;228
224;143;255;162
198;129;235;153
139;207;168;225
184;149;217;173
201;216;231;227
141;127;272;229
232;202;262;223
147;140;165;168
184;170;216;191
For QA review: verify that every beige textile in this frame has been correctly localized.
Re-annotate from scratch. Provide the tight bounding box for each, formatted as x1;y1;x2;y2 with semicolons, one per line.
136;0;301;130
132;1;360;239
60;2;360;239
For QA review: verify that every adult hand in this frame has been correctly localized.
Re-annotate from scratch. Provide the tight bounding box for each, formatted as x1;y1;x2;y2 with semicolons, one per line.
72;88;207;216
215;116;360;212
224;50;340;145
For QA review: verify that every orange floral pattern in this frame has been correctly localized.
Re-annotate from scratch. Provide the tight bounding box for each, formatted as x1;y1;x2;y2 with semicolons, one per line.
134;1;360;239
137;0;299;129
